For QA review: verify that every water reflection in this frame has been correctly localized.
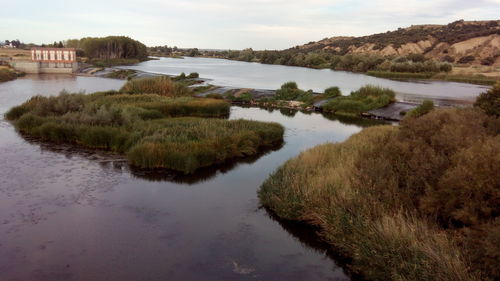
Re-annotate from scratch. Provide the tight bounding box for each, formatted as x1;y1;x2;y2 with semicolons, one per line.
263;207;364;281
17;130;284;185
128;141;284;184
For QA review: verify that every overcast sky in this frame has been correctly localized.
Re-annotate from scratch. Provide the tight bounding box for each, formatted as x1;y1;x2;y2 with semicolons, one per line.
2;0;499;50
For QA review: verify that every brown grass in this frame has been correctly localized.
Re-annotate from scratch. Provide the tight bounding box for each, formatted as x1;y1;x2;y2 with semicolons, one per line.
260;108;499;281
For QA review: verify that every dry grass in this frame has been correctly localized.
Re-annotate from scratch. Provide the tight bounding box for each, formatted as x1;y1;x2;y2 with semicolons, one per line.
0;49;31;60
260;107;499;281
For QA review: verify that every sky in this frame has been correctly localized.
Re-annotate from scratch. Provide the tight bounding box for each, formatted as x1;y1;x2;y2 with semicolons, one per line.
1;0;499;50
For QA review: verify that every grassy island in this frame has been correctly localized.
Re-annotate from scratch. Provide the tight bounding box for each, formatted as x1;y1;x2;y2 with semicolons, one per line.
6;77;284;174
259;98;499;280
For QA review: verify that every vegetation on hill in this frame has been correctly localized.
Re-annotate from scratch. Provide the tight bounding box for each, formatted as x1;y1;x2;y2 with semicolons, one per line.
5;77;284;174
297;20;499;53
260;105;499;281
175;20;499;85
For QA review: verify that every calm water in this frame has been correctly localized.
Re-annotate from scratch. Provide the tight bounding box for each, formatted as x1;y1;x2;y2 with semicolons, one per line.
0;74;385;280
121;57;489;103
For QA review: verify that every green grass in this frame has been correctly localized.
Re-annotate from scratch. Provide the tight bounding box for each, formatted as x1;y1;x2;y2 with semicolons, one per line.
6;88;284;174
259;108;499;281
323;85;395;115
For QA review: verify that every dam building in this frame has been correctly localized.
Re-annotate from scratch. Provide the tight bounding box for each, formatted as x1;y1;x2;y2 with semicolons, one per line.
10;48;78;74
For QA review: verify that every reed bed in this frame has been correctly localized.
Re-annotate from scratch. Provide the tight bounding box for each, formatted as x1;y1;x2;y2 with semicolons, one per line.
323;85;395;115
120;76;192;96
6;90;283;174
260;108;499;281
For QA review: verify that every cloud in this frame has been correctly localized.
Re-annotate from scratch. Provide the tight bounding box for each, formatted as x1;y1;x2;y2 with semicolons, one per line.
1;0;499;49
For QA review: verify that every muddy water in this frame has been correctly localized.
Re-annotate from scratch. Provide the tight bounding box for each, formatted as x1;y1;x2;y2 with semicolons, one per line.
0;74;383;280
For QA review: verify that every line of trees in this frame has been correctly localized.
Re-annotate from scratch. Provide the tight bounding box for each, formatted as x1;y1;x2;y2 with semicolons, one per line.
213;49;452;73
65;36;148;60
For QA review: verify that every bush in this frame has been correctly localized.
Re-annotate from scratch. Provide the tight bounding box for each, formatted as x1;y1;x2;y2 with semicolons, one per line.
323;85;395;115
323;86;341;97
275;82;314;104
457;55;475;64
481;57;495;66
187;72;199;79
120;76;192;97
405;100;434;118
474;81;500;116
260;108;499;280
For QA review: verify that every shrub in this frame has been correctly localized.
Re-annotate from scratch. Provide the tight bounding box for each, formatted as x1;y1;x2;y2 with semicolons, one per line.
481;57;495;66
120;76;192;97
275;82;314;104
323;86;341;98
260;108;499;280
442;55;454;63
405;100;434;118
323;85;395;115
187;72;199;79
457;55;475;64
474;81;500;116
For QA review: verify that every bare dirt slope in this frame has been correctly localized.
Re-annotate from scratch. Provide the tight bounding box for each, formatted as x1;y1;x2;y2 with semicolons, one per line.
296;20;500;66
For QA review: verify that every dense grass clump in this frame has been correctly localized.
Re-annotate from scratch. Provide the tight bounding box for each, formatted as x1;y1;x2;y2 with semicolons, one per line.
120;76;192;97
274;81;315;104
323;86;341;98
474;81;500;116
0;68;18;82
128;118;284;173
405;99;434;118
323;85;395;115
260;108;499;281
6;90;283;174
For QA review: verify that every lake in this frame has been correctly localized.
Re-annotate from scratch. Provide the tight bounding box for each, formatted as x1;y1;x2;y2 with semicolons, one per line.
0;59;486;280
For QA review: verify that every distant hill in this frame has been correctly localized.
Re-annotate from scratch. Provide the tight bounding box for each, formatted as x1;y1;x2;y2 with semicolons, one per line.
293;20;500;66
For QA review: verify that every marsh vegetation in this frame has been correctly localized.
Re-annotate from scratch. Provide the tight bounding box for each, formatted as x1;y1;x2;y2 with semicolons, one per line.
259;101;499;280
6;76;284;174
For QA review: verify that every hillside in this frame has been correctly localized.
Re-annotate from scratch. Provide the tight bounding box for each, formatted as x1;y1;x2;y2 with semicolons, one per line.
294;20;500;66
